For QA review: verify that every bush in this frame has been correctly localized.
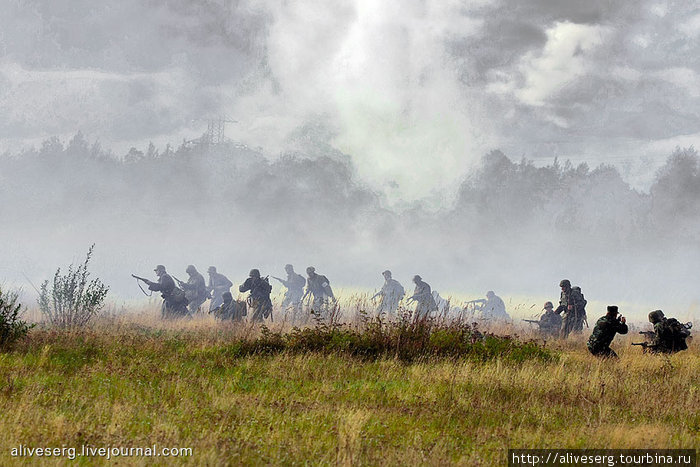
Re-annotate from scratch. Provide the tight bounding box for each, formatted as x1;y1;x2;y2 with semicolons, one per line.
0;286;34;350
38;244;109;328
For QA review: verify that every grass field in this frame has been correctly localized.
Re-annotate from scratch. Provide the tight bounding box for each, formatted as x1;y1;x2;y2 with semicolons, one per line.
0;312;698;466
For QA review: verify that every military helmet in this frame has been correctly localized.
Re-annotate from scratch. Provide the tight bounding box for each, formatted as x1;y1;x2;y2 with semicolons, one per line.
559;279;571;288
249;268;261;278
207;266;217;273
543;301;553;309
382;270;392;277
154;265;166;273
222;291;233;301
285;264;294;271
648;310;664;324
413;274;422;282
186;264;196;274
486;291;495;298
306;266;315;275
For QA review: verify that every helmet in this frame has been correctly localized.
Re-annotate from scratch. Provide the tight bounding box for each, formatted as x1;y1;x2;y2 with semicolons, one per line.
544;301;553;309
249;269;260;278
486;291;495;298
382;270;392;277
222;291;233;301
186;265;196;274
285;264;294;271
207;266;217;273
306;266;315;275
154;265;166;274
413;275;422;282
648;310;664;324
559;279;571;288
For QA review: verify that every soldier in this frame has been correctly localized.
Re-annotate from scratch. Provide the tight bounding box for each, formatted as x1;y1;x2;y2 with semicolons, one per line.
211;291;246;322
301;266;335;312
539;301;562;337
145;265;188;319
407;275;437;319
371;270;405;315
207;266;233;312
587;305;628;358
646;310;690;354
272;264;306;311
555;279;587;338
178;265;209;316
478;291;510;321
239;269;273;322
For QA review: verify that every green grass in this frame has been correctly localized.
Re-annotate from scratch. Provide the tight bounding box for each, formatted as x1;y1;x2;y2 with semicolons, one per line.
0;321;697;466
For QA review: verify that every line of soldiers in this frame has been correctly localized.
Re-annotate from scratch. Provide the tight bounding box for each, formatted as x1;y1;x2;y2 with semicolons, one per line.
134;264;337;322
135;267;692;357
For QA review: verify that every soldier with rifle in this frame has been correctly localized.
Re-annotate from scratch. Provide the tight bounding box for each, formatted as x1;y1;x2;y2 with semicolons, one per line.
371;270;405;315
555;279;587;338
272;264;306;311
407;275;437;319
632;310;692;354
239;269;273;322
301;266;335;314
587;305;628;358
174;265;209;316
523;301;562;337
207;266;233;312
132;265;188;319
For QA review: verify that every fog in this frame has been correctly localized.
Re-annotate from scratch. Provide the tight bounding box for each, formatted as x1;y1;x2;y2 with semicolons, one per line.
1;0;699;319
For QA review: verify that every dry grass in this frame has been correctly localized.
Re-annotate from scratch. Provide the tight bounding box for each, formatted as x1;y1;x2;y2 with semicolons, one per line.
0;309;697;466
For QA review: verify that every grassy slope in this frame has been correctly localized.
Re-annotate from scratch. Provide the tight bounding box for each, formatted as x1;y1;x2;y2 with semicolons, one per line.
0;323;698;466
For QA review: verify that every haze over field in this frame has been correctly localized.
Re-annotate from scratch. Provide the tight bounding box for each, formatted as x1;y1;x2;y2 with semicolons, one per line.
1;0;699;318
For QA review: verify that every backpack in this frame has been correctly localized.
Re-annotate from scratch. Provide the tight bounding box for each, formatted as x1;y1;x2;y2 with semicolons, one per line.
666;318;691;338
572;286;587;310
170;287;189;306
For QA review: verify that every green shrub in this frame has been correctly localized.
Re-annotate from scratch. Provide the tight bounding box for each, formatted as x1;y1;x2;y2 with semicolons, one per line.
38;244;109;328
0;286;34;350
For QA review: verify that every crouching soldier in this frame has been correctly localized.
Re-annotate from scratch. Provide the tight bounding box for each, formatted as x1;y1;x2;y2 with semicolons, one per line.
646;310;691;354
211;291;247;322
587;305;628;358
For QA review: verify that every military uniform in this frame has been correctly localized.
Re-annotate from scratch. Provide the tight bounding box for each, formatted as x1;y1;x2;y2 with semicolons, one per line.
212;293;246;322
376;277;405;314
280;271;306;310
239;273;272;322
539;310;562;337
587;307;628;358
148;268;188;319
305;270;335;313
648;310;689;354
480;292;510;321
182;268;208;315
410;278;437;319
557;281;586;338
207;268;233;312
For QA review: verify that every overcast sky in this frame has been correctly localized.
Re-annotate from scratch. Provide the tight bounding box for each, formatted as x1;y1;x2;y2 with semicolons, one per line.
1;0;699;201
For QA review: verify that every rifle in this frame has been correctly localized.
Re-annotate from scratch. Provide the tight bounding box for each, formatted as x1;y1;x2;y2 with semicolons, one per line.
522;319;541;326
132;274;150;282
639;330;656;340
632;342;654;353
132;274;153;296
172;276;186;287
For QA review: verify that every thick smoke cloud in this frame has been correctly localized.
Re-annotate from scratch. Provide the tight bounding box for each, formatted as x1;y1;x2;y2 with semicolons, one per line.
2;0;699;200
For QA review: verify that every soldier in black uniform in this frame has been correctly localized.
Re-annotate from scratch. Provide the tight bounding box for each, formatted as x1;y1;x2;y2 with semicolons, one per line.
587;305;628;358
145;265;188;319
239;269;273;322
180;265;208;316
